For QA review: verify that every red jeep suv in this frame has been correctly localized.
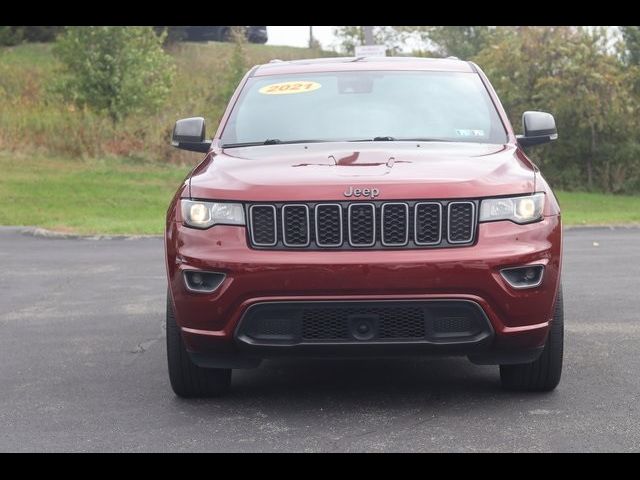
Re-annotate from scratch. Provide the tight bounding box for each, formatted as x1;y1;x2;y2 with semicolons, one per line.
165;56;563;397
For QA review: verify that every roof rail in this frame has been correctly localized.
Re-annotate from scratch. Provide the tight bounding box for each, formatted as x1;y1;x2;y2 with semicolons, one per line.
269;59;285;63
446;56;460;60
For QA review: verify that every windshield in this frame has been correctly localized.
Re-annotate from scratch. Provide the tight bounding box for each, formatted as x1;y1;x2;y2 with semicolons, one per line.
220;70;508;146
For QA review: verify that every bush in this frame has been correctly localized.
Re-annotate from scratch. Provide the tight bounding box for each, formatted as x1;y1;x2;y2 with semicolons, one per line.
153;27;187;45
0;26;63;45
51;26;176;124
0;27;24;46
211;27;248;107
473;27;640;193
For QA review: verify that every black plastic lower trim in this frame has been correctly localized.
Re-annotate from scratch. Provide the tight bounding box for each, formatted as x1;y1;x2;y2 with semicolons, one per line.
235;299;494;349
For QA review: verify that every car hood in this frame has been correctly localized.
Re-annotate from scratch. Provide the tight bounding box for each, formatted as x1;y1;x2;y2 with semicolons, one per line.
188;141;536;201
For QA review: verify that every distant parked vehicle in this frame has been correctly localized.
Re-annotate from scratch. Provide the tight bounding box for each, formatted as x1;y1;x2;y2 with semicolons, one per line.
183;26;268;44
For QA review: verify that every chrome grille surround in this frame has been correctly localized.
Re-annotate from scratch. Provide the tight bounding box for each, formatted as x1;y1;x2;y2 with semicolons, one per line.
248;204;277;247
314;203;343;247
246;200;477;250
447;201;476;244
381;202;410;247
347;203;376;247
281;204;311;247
414;202;443;246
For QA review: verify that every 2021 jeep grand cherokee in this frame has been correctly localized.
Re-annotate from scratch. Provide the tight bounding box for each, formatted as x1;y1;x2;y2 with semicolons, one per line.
165;56;563;397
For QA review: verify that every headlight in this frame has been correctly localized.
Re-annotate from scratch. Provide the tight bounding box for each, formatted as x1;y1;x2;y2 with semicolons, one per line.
180;200;245;229
479;193;545;224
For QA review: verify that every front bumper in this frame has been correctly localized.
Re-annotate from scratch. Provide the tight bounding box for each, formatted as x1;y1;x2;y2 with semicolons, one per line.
165;214;562;366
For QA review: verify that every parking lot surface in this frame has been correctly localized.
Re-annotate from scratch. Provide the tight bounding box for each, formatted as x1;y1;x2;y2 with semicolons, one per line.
1;226;638;452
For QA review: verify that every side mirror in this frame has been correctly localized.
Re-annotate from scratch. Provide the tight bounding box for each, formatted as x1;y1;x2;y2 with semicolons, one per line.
516;111;558;147
171;117;212;153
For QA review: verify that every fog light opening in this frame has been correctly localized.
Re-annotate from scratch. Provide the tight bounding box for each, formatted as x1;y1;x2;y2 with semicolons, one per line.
500;265;544;289
183;271;226;293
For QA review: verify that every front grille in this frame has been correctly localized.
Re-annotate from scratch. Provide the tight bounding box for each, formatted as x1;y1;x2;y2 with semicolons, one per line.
348;203;375;246
301;306;425;340
315;204;342;246
302;309;351;340
381;203;409;246
249;205;277;246
433;316;473;333
415;202;441;245
246;200;477;250
282;205;310;246
236;300;493;345
448;202;475;243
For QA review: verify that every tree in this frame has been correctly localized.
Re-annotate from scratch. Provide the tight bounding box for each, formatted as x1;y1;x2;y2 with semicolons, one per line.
620;26;640;65
333;26;408;55
0;26;63;45
475;26;639;192
0;26;25;46
211;26;248;108
153;26;188;45
333;26;507;59
52;26;176;124
397;26;497;59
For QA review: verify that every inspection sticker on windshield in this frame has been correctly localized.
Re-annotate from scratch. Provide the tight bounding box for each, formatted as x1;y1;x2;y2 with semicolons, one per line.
259;81;322;95
456;129;485;137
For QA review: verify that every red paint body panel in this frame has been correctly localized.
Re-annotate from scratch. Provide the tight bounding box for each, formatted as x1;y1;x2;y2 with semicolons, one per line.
189;143;536;202
166;211;561;353
166;57;563;362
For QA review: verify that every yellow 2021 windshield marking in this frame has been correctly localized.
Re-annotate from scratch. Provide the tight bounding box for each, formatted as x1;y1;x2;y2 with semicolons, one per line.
259;81;322;95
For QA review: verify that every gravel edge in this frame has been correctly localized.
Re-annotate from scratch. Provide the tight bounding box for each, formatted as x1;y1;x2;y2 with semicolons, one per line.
2;226;163;240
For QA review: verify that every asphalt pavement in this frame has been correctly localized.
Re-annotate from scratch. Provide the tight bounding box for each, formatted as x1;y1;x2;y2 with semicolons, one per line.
1;225;639;452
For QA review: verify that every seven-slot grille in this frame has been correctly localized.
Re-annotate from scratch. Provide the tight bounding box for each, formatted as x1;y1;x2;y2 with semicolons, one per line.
247;200;477;250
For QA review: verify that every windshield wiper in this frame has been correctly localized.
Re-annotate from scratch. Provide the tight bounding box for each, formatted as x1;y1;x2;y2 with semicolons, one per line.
397;138;451;142
222;137;454;148
348;137;451;143
222;139;330;148
348;136;395;142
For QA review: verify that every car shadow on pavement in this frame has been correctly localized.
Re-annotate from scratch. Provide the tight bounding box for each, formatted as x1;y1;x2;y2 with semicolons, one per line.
171;356;552;408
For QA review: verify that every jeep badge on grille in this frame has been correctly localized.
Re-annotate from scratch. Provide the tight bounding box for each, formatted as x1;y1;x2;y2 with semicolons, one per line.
343;186;380;199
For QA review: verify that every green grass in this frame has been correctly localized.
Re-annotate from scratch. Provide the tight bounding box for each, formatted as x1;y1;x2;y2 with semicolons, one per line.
0;152;189;235
1;152;638;235
556;191;640;226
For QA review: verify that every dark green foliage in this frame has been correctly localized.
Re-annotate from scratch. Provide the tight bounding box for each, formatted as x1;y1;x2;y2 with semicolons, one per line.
153;26;188;45
621;26;640;66
0;26;63;45
400;26;495;59
211;27;248;107
0;27;25;46
475;26;640;193
51;26;176;124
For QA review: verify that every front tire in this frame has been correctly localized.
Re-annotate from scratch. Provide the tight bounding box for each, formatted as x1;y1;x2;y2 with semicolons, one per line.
166;293;231;398
500;285;564;391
